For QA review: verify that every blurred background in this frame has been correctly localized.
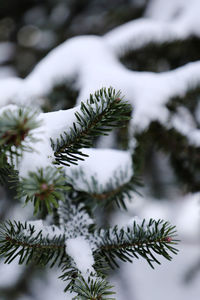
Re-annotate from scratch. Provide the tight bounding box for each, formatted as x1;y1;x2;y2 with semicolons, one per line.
0;0;200;299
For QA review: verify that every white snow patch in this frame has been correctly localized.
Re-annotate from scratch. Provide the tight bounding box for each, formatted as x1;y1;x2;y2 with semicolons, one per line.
65;236;95;274
105;0;200;55
64;148;133;191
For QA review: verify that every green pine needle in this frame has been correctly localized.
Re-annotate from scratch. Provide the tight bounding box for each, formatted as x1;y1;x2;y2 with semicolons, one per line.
0;107;42;163
18;167;71;214
94;219;179;269
51;87;132;166
67;167;142;210
72;275;115;300
0;221;66;267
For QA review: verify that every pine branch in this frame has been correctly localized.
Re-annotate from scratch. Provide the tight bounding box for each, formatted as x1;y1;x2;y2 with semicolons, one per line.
18;167;71;214
68;171;142;210
0;107;41;163
71;275;115;300
94;219;179;269
134;121;200;192
89;175;140;209
0;156;18;186
51;87;132;166
0;221;66;267
0;216;179;298
60;259;115;299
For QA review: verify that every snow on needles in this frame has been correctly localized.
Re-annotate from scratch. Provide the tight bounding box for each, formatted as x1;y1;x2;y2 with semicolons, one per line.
24;221;95;274
24;220;64;239
105;0;200;54
0;104;81;177
19;105;82;177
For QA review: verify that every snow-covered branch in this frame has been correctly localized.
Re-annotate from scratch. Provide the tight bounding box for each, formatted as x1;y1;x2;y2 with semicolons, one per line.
0;11;200;148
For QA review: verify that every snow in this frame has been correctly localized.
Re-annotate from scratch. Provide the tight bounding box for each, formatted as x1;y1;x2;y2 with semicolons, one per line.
104;18;176;55
42;105;80;140
24;36;82;95
27;219;43;231
146;0;200;40
105;0;200;54
128;61;200;133
65;236;94;274
64;148;133;190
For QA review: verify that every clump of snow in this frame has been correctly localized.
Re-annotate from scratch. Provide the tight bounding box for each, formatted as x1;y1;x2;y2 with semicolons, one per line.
104;18;176;56
64;148;133;191
65;236;95;274
42;105;82;140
